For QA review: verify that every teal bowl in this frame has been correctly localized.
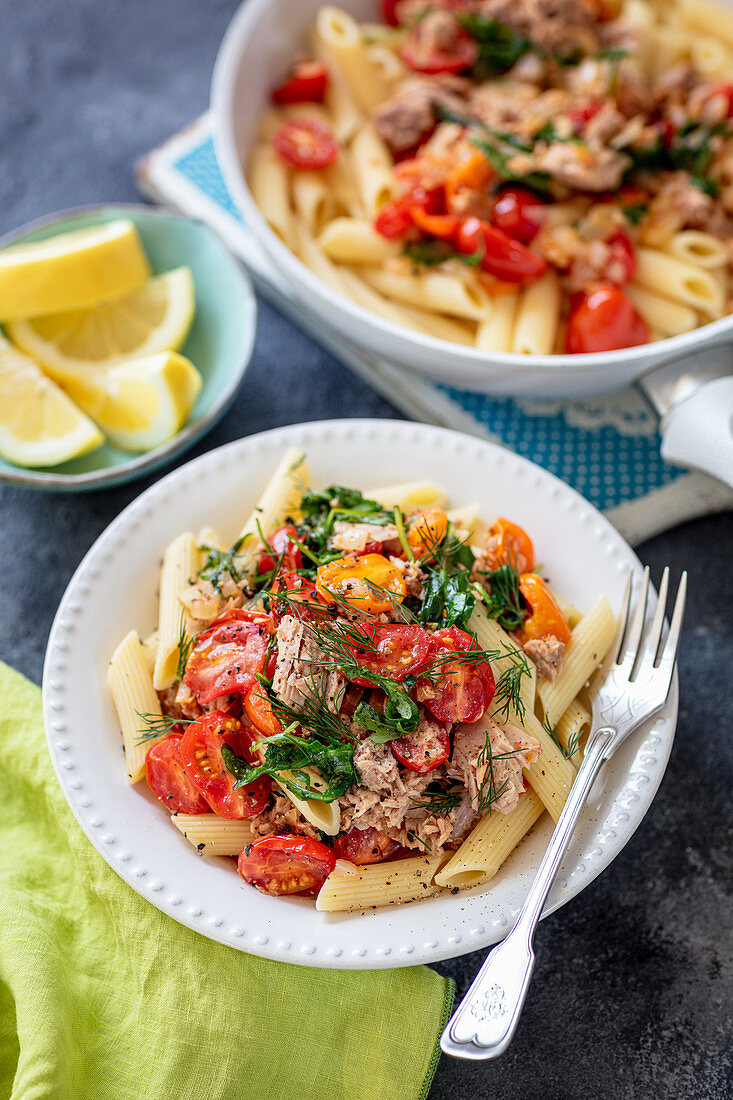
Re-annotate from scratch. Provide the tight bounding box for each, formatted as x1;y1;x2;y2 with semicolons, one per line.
0;204;256;491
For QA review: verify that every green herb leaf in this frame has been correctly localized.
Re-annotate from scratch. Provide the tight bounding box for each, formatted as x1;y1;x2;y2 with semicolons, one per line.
476;563;527;632
458;13;533;76
221;730;358;803
175;616;195;683
410;787;463;817
134;712;193;745
197;537;246;594
621;202;649;226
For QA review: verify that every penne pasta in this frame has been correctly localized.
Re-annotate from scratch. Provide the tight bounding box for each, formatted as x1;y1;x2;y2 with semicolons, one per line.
108;629;164;783
538;596;616;727
555;697;592;769
360;267;492;321
153;531;199;691
292;170;337;236
171;813;256;856
666;231;729;270
476;294;519;354
274;770;341;836
317;217;399;264
435;790;545;888
235;446;308;574
316;854;447;911
511;270;561;356
248;144;295;250
348;124;396;213
626;284;698;338
634;248;725;318
314;6;392;110
365;481;448;511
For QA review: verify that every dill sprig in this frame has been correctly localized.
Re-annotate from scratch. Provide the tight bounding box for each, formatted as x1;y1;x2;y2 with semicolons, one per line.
476;735;525;814
175;616;195;683
407;830;432;852
476;562;527;632
134;712;193;744
545;715;584;760
410;788;463;818
484;643;532;724
197;537;247;594
268;672;355;743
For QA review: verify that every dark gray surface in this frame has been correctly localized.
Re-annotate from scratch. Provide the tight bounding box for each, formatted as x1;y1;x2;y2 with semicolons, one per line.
0;1;731;1097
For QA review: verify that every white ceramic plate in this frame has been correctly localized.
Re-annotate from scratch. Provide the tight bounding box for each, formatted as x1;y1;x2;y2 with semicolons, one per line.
42;420;677;969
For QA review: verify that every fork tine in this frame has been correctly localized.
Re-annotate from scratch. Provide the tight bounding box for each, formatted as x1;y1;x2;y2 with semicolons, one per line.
656;572;687;678
619;566;649;667
645;566;669;667
612;571;634;663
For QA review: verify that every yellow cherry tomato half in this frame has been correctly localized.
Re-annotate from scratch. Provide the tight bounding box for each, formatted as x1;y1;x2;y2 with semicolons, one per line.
487;518;535;574
407;507;448;557
517;574;571;645
316;553;406;614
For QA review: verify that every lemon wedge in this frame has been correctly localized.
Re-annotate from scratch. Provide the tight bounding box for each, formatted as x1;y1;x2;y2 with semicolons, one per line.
0;220;150;321
0;334;104;467
57;351;202;452
7;267;195;376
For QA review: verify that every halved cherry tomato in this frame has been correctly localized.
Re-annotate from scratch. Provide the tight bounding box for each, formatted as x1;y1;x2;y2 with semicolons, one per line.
273;118;339;169
183;610;272;705
491;187;545;244
374;200;415;239
517;575;571;645
340;623;433;686
454;217;547;283
333;826;401;864
565;284;649;354
237;834;336;895
417;626;495;724
271;570;331;623
711;82;733;116
180;712;271;819
485;518;535;574
408;507;448;557
257;524;303;575
391;715;451;773
401;26;479;75
271;59;329;105
316;553;406;614
243;684;282;738
607;231;636;285
145;731;211;814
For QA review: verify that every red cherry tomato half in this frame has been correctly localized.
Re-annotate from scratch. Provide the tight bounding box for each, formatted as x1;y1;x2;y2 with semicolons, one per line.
565;285;649;354
243;684;282;738
145;731;211;814
390;715;451;773
607;230;636;285
417;626;496;724
237;834;336;895
454;216;547;283
257;524;304;575
273;118;339;169
401;28;479;75
713;82;733;116
179;712;271;819
340;623;433;687
271;59;329;105
491;187;545;244
333;826;401;864
410;208;461;239
183;610;272;705
566;102;602;133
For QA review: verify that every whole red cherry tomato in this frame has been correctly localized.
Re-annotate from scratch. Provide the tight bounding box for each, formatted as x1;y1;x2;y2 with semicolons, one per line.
273;118;339;169
491;188;545;244
565;285;649;354
238;834;336;895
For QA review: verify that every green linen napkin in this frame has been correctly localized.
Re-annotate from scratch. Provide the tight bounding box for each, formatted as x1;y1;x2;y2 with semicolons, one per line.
0;662;453;1100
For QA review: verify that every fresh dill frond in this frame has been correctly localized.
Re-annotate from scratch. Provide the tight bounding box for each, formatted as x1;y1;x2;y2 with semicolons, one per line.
484;643;532;724
476;735;525;814
175;616;195;683
409;788;462;817
269;673;356;744
407;831;432;852
476;562;527;632
134;712;193;744
545;715;584;760
197;537;246;594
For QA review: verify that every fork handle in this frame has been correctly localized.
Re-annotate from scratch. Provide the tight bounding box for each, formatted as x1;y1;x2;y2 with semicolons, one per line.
441;725;616;1060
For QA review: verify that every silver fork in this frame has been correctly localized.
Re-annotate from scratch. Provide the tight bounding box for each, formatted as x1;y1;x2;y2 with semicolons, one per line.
440;566;687;1061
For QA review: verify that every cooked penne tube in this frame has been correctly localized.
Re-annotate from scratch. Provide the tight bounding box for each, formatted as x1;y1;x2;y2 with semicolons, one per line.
666;231;729;270
317;217;399;264
555;697;592;769
435;790;545;888
248;144;295;250
314;6;392;110
292;171;337;236
171;814;255;856
365;481;448;510
153;531;199;691
538;596;616;727
511;270;561;356
476;294;519;353
678;0;733;46
108;629;164;783
349;124;396;212
316;854;447;911
361;268;492;321
235;446;308;572
275;770;341;836
634;248;725;317
626;284;698;337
